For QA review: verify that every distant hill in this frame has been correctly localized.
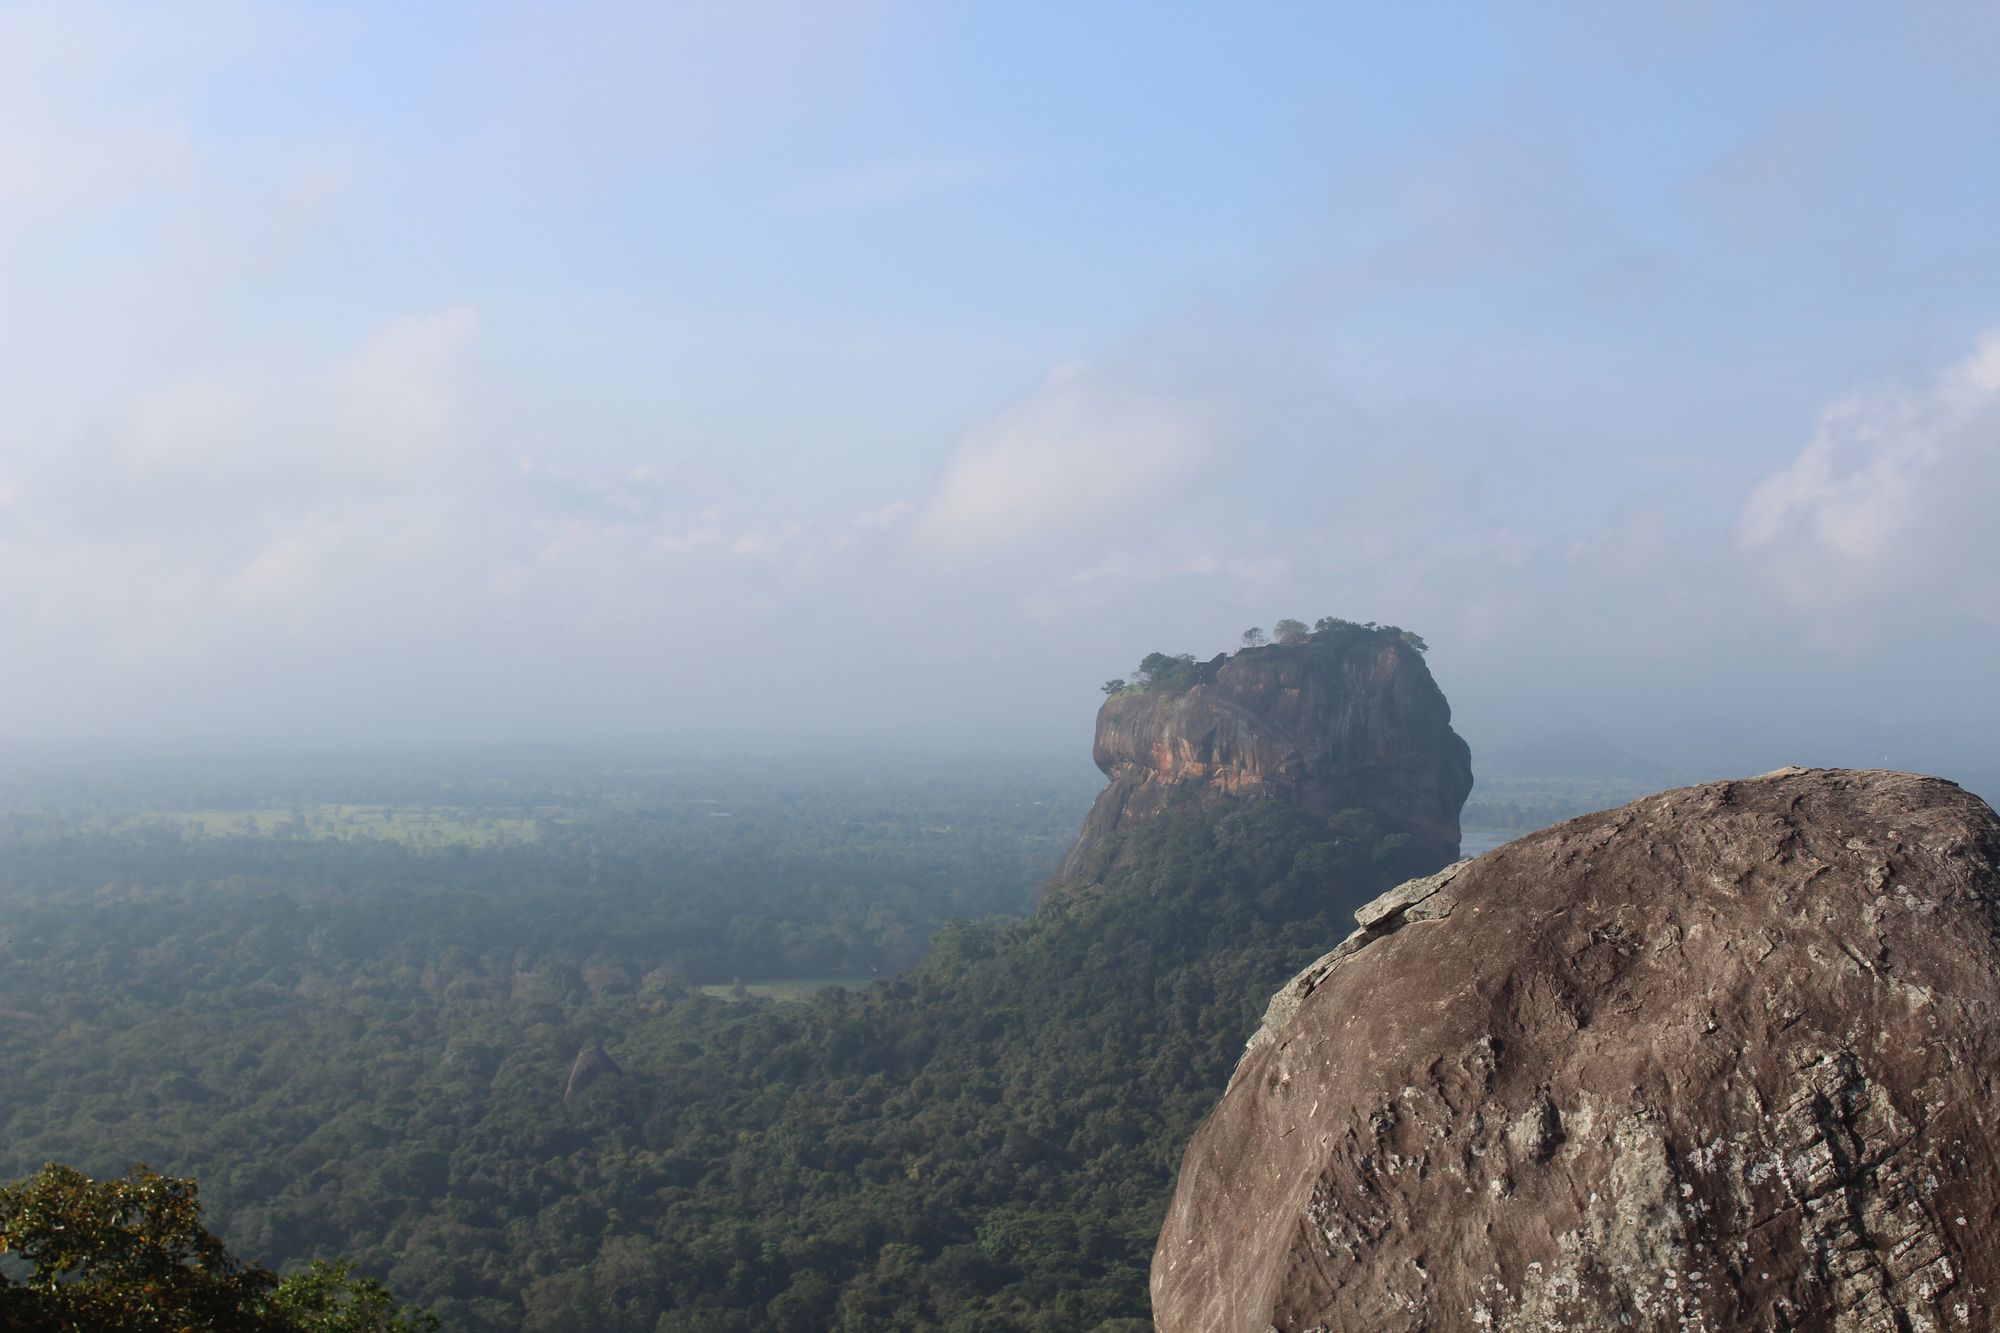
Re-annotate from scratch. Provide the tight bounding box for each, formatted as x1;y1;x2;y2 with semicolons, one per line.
1483;729;1670;781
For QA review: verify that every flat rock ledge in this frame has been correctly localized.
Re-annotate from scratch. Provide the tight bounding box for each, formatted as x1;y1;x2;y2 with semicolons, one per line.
1243;860;1471;1067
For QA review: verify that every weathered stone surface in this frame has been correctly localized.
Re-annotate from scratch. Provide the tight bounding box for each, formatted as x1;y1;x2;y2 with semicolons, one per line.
1245;862;1472;1060
1353;859;1469;930
1055;632;1473;887
1153;768;2000;1333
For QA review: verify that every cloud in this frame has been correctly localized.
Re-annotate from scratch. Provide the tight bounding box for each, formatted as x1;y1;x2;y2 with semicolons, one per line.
102;306;481;515
0;1;187;215
336;307;483;469
0;0;296;223
6;306;488;662
909;364;1209;557
1737;328;2000;616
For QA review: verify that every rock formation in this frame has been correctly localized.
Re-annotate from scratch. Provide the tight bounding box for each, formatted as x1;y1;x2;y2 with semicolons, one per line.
1055;630;1473;886
562;1043;622;1103
1152;768;2000;1332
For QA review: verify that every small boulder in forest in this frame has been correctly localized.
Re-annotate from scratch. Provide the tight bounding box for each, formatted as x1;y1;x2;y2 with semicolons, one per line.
562;1043;622;1102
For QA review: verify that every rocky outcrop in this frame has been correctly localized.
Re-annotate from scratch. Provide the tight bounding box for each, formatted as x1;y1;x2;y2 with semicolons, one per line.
1055;631;1472;885
562;1043;621;1102
1152;768;2000;1332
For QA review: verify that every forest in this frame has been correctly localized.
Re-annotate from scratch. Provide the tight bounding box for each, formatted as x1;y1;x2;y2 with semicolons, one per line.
0;751;1100;986
0;748;1438;1329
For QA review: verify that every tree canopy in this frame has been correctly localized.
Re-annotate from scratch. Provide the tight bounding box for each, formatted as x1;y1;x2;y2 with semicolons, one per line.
1103;619;1431;699
0;1163;436;1332
1271;619;1309;645
0;744;1450;1328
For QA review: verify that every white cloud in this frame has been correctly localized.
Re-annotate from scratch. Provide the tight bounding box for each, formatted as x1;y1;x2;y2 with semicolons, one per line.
3;289;937;716
107;306;481;504
122;376;263;476
337;306;483;471
0;0;296;222
1738;329;2000;615
5;307;490;682
0;1;187;215
909;363;1209;557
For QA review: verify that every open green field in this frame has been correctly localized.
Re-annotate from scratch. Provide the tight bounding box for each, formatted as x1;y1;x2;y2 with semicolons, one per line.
125;804;544;846
698;976;880;1003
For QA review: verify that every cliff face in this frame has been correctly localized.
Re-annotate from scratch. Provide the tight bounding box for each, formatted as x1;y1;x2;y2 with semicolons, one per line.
1152;768;2000;1332
1055;632;1472;885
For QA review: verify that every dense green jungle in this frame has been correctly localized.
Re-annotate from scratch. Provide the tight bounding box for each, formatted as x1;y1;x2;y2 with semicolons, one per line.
0;746;1641;1330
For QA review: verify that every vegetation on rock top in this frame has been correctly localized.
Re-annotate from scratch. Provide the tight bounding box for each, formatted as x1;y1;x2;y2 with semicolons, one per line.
1100;618;1430;696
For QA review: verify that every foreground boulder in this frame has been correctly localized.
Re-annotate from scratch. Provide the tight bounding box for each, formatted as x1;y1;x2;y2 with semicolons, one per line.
1153;768;2000;1332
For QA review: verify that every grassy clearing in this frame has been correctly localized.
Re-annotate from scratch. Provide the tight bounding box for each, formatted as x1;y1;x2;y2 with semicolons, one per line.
698;976;880;1003
126;804;543;846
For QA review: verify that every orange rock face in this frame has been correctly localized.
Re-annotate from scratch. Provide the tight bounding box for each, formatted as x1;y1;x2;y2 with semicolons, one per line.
1054;631;1473;886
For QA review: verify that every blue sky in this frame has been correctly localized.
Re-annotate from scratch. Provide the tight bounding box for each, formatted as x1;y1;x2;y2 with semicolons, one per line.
4;1;1998;780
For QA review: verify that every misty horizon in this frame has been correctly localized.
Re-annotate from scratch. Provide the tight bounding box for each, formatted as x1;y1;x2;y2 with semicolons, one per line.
5;4;1995;792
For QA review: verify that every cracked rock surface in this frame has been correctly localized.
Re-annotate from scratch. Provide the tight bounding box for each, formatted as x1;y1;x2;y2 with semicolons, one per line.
1152;768;2000;1332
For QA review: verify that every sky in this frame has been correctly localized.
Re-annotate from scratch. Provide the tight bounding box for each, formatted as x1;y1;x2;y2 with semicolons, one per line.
3;1;1998;782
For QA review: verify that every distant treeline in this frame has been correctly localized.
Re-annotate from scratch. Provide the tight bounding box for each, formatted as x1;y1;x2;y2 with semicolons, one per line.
1;764;1097;986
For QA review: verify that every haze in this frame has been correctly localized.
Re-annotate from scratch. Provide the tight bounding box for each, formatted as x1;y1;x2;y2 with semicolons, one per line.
4;2;1997;787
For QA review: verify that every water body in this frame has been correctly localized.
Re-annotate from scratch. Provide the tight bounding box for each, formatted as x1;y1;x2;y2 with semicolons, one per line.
1460;828;1516;858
